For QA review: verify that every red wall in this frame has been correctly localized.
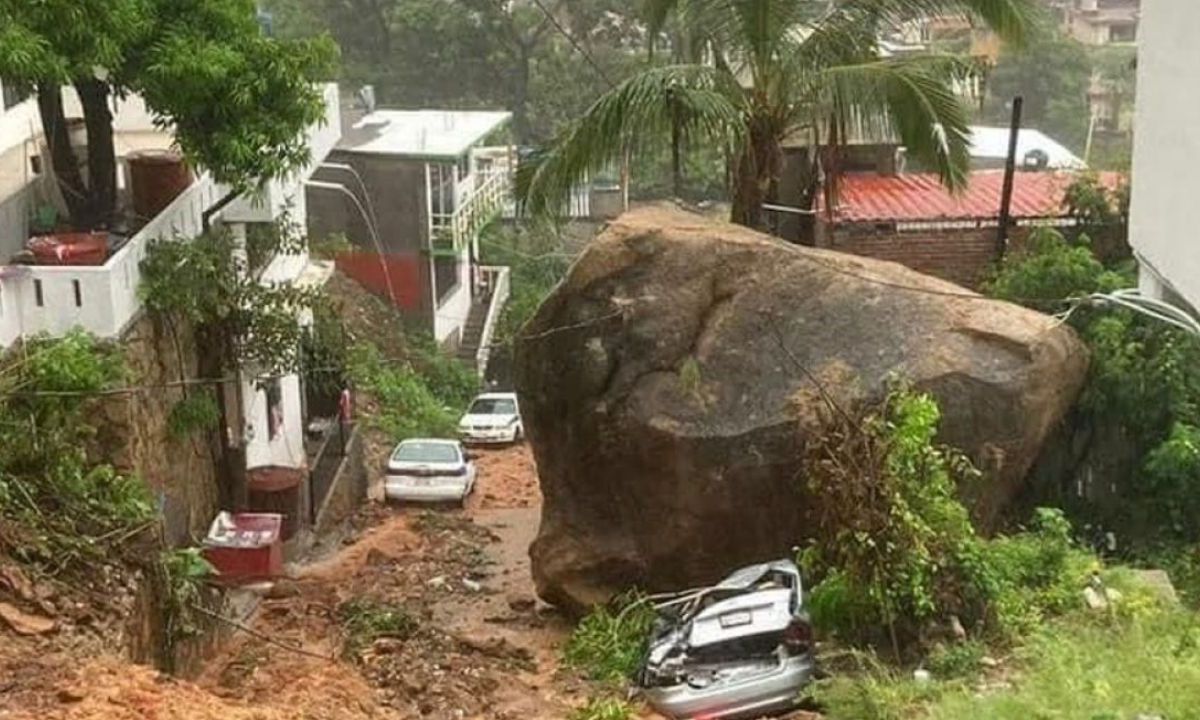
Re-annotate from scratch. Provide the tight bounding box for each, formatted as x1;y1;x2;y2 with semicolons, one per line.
335;252;425;311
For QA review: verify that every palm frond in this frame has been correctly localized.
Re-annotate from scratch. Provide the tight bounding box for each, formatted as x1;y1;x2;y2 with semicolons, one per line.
820;56;974;192
835;0;1041;46
516;65;744;216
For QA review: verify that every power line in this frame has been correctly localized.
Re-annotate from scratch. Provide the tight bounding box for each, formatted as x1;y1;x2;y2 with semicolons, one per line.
528;0;616;89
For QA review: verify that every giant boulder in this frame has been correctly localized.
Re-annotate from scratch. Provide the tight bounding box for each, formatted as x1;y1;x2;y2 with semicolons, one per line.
515;207;1088;613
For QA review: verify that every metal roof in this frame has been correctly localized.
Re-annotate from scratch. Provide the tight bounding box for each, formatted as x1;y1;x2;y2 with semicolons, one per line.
968;126;1086;170
819;170;1122;223
338;110;511;160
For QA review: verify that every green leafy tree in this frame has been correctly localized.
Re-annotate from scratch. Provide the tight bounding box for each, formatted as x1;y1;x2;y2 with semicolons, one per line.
982;29;1092;151
0;0;336;230
517;0;1037;227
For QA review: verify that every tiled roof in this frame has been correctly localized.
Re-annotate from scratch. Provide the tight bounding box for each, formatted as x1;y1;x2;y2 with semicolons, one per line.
819;170;1122;223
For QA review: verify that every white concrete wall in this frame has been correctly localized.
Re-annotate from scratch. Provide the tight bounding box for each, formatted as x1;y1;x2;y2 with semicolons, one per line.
242;371;307;470
433;244;473;345
1128;0;1200;312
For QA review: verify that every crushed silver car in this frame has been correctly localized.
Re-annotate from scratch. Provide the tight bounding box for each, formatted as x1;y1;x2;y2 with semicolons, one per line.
637;559;815;720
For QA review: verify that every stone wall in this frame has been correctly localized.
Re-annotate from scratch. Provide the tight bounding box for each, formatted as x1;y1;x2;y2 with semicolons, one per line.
314;425;366;536
88;312;221;546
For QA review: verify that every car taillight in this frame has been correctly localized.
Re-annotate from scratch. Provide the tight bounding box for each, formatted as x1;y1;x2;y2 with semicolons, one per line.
783;618;813;652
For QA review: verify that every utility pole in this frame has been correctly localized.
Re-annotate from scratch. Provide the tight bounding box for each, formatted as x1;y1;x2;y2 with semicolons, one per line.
997;95;1024;253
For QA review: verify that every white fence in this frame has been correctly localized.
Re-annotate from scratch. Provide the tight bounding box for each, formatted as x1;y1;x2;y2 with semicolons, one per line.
474;265;511;378
5;176;221;341
0;82;340;349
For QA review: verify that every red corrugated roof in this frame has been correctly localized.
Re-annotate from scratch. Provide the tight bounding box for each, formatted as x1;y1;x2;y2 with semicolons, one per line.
819;170;1122;223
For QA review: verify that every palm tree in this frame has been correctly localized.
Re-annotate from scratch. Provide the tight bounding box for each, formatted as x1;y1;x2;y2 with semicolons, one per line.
517;0;1039;229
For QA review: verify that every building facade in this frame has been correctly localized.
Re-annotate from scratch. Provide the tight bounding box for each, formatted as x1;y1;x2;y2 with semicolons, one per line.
1127;0;1199;313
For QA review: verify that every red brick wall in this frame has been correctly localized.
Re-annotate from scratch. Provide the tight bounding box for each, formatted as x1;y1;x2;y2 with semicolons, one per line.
817;224;1030;289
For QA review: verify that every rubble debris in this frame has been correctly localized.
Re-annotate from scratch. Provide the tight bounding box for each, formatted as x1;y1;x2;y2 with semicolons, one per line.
0;602;57;636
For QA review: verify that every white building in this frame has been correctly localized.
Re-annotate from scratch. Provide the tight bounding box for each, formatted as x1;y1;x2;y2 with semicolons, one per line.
1128;0;1199;314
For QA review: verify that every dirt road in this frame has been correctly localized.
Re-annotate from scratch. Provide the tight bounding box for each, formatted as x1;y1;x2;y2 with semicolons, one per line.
1;444;602;720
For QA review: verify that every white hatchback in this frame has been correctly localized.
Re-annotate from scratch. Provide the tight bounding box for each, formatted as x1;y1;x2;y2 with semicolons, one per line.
458;392;524;444
384;439;477;507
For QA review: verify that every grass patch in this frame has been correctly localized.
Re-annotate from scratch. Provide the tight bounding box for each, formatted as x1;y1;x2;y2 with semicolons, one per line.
564;593;656;683
815;592;1200;720
569;697;635;720
337;598;418;659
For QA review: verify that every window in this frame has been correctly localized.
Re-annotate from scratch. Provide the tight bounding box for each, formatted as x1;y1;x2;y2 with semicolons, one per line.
34;279;43;307
1109;23;1136;42
1;80;29;111
72;279;82;307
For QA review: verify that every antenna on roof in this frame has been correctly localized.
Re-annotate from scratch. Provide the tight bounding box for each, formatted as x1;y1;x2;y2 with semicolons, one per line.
356;85;376;114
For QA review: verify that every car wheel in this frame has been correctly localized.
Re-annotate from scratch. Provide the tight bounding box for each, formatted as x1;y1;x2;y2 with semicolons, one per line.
514;425;524;443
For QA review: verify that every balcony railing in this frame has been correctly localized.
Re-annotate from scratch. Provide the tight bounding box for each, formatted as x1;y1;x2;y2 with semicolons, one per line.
430;168;508;254
0;82;340;349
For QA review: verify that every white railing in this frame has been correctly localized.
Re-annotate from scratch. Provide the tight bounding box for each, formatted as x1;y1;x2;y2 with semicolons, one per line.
474;265;510;378
0;82;341;348
8;175;221;340
431;169;509;252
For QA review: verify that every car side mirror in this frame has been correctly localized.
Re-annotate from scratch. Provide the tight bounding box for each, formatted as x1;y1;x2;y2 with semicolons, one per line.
465;452;479;462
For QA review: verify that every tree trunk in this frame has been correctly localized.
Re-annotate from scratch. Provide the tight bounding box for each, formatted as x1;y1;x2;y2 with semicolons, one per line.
75;79;117;229
729;121;781;229
36;84;92;229
671;114;683;199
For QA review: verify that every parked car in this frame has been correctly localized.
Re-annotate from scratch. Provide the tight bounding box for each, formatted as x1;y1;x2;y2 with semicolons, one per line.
637;559;815;720
457;392;523;444
384;439;476;507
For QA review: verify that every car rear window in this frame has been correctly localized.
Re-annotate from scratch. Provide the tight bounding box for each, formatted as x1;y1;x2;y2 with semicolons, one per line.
469;398;517;415
392;442;460;463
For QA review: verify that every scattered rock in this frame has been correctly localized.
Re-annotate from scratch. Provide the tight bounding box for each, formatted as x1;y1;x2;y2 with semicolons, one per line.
0;601;57;636
371;637;407;655
506;594;536;612
56;687;85;703
428;576;448;589
1083;586;1108;611
454;634;536;670
980;656;1000;669
516;207;1090;612
462;578;483;593
913;669;932;683
264;579;302;599
1134;569;1179;606
948;615;967;642
365;548;391;567
0;564;35;601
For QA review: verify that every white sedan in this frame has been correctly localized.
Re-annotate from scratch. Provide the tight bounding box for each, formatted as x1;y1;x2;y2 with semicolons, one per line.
384;439;477;507
458;392;524;445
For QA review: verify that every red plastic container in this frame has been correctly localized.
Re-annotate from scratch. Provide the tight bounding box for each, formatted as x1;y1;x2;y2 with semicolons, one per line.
201;512;283;584
26;232;109;266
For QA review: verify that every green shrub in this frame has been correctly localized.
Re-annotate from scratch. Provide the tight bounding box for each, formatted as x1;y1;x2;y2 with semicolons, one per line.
979;508;1096;637
809;652;947;720
337;598;418;659
926;639;986;680
801;388;987;645
564;593;656;683
167;392;222;439
0;332;153;570
347;343;466;440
